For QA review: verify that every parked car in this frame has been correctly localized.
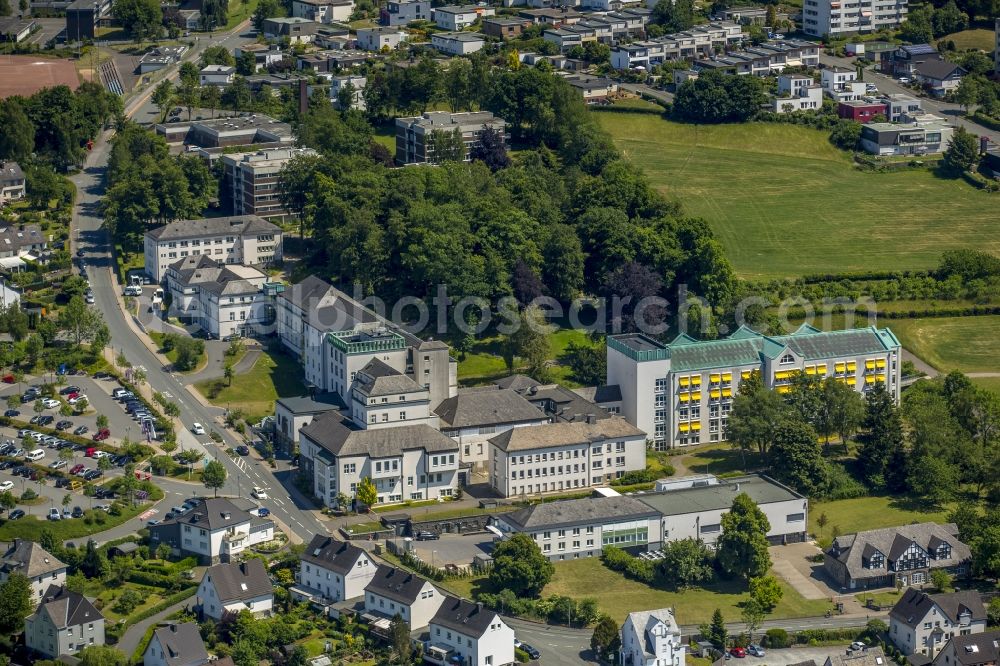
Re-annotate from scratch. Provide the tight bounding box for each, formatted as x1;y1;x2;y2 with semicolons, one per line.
851;642;868;652
48;460;67;469
85;294;95;304
55;477;70;488
68;395;87;406
415;531;440;541
70;464;85;475
251;486;267;500
41;398;60;409
55;420;73;431
748;645;765;657
29;415;42;425
0;480;13;491
59;386;80;395
236;445;250;456
83;469;102;480
191;423;206;435
93;429;110;441
71;506;84;518
38;415;54;426
4;409;19;418
520;644;541;660
47;508;61;521
0;461;15;470
146;518;162;526
730;648;747;659
73;425;89;436
8;509;24;520
256;507;270;517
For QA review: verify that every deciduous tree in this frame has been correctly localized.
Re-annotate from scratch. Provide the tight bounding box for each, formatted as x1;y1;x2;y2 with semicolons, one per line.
489;533;554;597
202;460;227;497
716;493;772;581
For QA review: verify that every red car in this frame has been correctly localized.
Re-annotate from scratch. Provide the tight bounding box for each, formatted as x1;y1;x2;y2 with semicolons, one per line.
730;648;747;659
92;429;110;442
70;464;85;475
2;375;13;384
66;392;80;400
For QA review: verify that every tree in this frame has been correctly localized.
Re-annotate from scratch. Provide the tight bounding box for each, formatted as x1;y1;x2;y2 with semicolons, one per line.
857;384;904;490
0;99;35;163
58;295;104;346
764;4;777;27
542;225;584;303
716;493;772;581
942;126;980;174
179;62;199;88
252;0;279;31
490;533;554;597
741;598;766;640
728;376;789;457
953;76;981;113
202;460;227;497
0;491;14;512
356;476;377;508
502;305;552;380
96;414;109;429
469;126;511;171
704;609;728;649
171;336;205;371
748;575;783;611
77;646;128;666
98;455;112;475
151;80;174;122
565;341;606;387
0;572;31;635
652;0;694;31
223;363;234;386
389;614;412;663
236;50;257;76
112;0;162;43
201;45;235;67
591;615;620;660
830;120;862;151
200;85;222;119
820;377;865;449
657;538;714;589
930;569;951;592
428;128;466;163
768;418;828;495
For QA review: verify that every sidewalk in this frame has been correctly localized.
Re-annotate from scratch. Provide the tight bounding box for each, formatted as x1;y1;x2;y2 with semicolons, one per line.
116;594;195;658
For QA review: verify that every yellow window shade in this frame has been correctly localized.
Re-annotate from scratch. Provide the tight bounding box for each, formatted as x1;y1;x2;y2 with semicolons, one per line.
709;374;721;382
679;423;690;433
774;371;787;380
865;375;876;384
722;373;732;381
835;362;846;371
690;376;702;386
876;359;886;368
722;388;732;398
805;366;816;375
817;364;827;373
741;370;752;379
679;393;690;403
690;422;702;431
691;391;702;401
710;390;721;399
876;374;886;382
679;377;690;387
846;362;856;371
777;385;791;394
865;360;876;370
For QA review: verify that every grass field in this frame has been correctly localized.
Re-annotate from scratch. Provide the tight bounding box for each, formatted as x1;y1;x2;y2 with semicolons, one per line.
675;442;766;477
940;28;996;51
149;331;208;374
594;105;1000;279
887;315;1000;373
809;496;952;541
972;377;1000;394
458;327;598;387
194;349;306;422
0;502;148;541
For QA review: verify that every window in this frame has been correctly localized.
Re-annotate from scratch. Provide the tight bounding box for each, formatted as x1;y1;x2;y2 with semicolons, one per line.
344;463;356;474
787;513;805;522
780;353;795;364
700;523;721;534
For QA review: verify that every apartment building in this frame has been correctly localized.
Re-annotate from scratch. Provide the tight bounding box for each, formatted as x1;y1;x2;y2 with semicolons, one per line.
148;498;275;564
291;0;354;23
330;74;366;110
494;495;663;560
24;585;105;659
380;0;430;25
0;161;26;203
219;147;316;221
890;589;987;657
431;31;487;55
802;0;908;37
144;215;282;282
860;116;955;156
197;559;274;620
143;623;210;666
292;534;377;610
0;540;67;602
774;74;823;113
65;0;109;40
606;324;901;450
431;4;494;30
691;40;821;76
164;255;271;339
931;631;1000;666
489;416;646;498
621;608;684;666
395;111;507;164
609;21;743;69
426;597;516;666
888;44;941;77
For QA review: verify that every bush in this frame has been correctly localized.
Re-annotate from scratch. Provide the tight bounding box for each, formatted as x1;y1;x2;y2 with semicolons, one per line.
515;648;531;663
610;468;661;486
602;546;655;584
765;629;790;649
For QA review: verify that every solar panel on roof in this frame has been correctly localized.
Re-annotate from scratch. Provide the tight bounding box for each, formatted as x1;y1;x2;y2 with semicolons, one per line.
903;44;936;55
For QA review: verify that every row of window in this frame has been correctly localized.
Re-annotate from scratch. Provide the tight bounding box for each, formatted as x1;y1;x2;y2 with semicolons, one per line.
508;458;626;480
163;236;236;248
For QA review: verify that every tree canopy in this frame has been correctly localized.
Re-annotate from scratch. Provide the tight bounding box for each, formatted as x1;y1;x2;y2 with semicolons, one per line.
489;533;554;597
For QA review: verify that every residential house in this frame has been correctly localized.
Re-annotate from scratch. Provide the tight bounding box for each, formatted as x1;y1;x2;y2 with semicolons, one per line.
0;280;20;307
431;4;494;30
880;93;922;122
638;474;808;546
609;21;743;70
0;223;46;259
890;589;987;657
261;16;321;42
824;522;971;590
690;40;821;77
143;622;210;666
802;0;908;37
137;46;187;74
488;416;647;498
234;43;284;72
482;16;530;38
774;74;823;113
394;111;507;164
889;44;942;78
517;7;583;26
197;559;274;620
824;647;891;666
24;585;105;659
380;0;430;25
606;325;901;450
821;66;867;101
364;565;444;630
431;31;486;55
219;146;316;221
1;540;67;602
163;255;270;338
913;60;965;97
0;161;26;203
425;596;516;666
543;28;583;53
356;26;405;50
434;386;550;472
838;100;887;122
147;497;275;564
493;494;663;560
859;116;955;156
330;74;366;110
292;535;377;611
291;0;354;23
719;5;769;23
931;631;1000;666
199;64;235;86
620;608;684;666
144;214;282;282
564;74;621;102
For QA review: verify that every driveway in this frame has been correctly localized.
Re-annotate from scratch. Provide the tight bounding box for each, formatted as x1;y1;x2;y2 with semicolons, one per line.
750;645;860;666
770;543;866;615
411;531;494;568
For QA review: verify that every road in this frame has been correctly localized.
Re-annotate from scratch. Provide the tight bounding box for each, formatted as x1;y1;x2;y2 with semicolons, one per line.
70;23;329;546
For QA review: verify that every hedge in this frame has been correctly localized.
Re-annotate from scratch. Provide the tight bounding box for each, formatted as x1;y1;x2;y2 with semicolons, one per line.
972;112;1000;131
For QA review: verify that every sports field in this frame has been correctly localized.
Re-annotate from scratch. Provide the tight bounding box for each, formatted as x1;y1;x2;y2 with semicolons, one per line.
0;55;80;99
594;104;1000;279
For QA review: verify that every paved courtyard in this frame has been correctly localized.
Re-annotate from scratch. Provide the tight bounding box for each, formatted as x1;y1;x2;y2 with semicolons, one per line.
410;531;495;568
770;543;866;615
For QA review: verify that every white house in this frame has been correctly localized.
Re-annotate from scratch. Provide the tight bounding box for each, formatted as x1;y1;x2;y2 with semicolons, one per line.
774;74;823;113
292;534;377;610
821;66;866;101
147;497;275;564
364;565;444;630
431;31;486;55
356;26;405;50
0;161;26;203
425;596;516;666
143;622;210;666
621;607;684;666
330;74;367;110
24;585;105;660
291;0;354;23
431;4;495;30
197;559;274;620
199;64;235;86
889;589;987;657
163;254;270;339
1;540;67;603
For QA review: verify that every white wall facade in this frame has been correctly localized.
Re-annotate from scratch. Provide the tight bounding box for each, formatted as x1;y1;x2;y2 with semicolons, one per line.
144;226;283;282
197;578;273;620
25;608;105;659
660;496;807;546
298;552;376;602
365;582;443;629
429;616;516;666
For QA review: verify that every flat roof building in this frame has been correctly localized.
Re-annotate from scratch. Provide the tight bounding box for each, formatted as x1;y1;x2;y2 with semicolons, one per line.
154;114;294;148
395;111;506;165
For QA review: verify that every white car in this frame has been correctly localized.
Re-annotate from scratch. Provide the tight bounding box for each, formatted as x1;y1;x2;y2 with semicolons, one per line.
191;423;206;435
251;487;267;500
41;398;60;409
85;294;95;304
67;394;87;405
0;480;13;491
49;460;67;469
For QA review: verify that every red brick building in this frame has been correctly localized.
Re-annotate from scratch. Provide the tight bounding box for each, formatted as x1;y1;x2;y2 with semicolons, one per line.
838;100;887;123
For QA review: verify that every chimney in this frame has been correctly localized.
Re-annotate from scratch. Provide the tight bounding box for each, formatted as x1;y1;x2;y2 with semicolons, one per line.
476;601;484;612
586;413;595;424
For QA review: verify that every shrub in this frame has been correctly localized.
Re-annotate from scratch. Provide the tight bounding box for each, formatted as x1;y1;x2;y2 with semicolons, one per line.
765;629;790;649
515;648;531;663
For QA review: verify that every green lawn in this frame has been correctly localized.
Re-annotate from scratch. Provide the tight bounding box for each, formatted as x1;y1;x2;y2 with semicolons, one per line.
224;0;260;29
887;315;1000;373
940;28;996;51
458;327;598;387
540;558;831;625
675;442;767;477
594;105;1000;279
809;496;952;542
0;502;149;541
373;124;396;152
148;331;208;374
193;349;307;422
972;377;1000;395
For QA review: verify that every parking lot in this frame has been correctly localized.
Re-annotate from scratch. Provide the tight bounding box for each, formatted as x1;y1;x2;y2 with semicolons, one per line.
410;531;496;568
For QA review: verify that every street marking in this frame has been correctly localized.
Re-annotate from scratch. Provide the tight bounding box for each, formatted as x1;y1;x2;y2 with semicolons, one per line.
139;508;159;520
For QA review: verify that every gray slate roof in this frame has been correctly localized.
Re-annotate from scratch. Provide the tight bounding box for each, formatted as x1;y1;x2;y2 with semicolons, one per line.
36;585;102;629
163;498;251;531
1;539;67;578
146;215;278;241
825;647;889;666
301;411;458;458
488;417;644;452
167;255;264;296
0;161;24;185
944;631;1000;666
434;388;548;429
301;534;368;575
500;495;660;531
625;608;679;660
354;359;423;397
891;589;986;629
148;622;210;666
829;523;971;582
365;565;433;605
431;596;499;639
203;559;273;603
